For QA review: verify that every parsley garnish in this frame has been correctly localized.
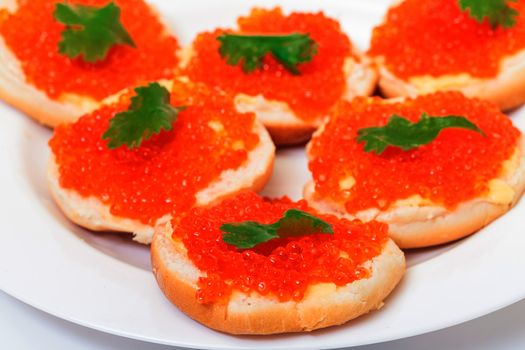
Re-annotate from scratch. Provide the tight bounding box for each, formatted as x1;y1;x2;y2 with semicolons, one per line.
217;33;318;75
221;209;333;249
54;1;135;63
458;0;518;29
102;83;186;149
356;113;484;155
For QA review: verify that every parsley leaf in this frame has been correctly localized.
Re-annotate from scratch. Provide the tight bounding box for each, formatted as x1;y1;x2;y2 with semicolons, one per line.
217;33;318;75
54;1;135;63
458;0;518;29
221;209;333;249
356;113;484;155
102;83;186;149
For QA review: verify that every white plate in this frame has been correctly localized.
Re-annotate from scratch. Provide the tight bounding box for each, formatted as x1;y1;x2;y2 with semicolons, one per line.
1;0;525;349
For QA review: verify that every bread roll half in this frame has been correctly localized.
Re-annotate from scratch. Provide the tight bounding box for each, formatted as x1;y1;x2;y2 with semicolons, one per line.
305;138;525;249
151;221;405;334
0;0;179;126
370;0;525;110
180;7;379;145
47;82;275;244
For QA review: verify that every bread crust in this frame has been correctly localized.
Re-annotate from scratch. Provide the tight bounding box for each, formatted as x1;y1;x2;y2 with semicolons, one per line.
151;222;405;335
304;138;525;248
0;1;177;127
376;44;525;111
0;0;104;125
47;117;275;244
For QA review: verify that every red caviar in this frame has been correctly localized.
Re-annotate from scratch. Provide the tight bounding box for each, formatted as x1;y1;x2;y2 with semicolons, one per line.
369;0;525;79
174;192;388;304
308;92;521;213
0;0;179;100
49;82;260;225
184;8;352;121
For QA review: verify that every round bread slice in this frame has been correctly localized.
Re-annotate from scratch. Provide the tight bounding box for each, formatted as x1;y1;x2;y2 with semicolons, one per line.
304;94;525;249
0;0;179;127
305;139;525;248
369;0;525;111
181;8;378;145
151;206;405;335
47;81;275;244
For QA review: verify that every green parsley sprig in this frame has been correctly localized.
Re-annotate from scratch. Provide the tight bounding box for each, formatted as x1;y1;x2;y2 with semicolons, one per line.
458;0;518;29
356;113;484;155
221;209;333;249
102;83;186;149
54;1;135;63
217;33;318;75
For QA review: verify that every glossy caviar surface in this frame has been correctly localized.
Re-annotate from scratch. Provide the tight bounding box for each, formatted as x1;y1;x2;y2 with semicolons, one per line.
369;0;525;79
184;8;352;121
49;82;259;225
308;92;521;212
174;192;388;304
0;0;179;100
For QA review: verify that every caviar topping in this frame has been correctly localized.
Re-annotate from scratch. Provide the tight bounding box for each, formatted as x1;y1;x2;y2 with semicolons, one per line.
49;82;260;225
369;0;525;78
175;192;389;304
308;92;520;212
184;8;352;121
0;0;179;100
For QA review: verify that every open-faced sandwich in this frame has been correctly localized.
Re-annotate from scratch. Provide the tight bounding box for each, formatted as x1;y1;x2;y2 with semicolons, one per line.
48;80;275;243
305;92;525;248
369;0;525;110
152;191;405;334
183;7;378;145
0;0;180;126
